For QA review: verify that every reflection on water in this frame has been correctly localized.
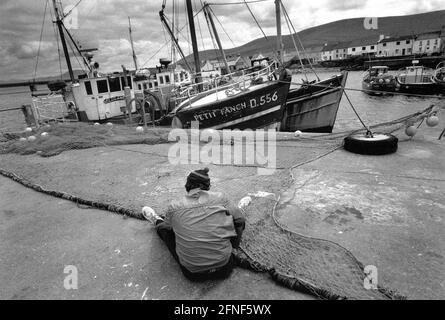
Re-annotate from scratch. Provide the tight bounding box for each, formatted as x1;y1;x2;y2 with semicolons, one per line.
0;72;443;132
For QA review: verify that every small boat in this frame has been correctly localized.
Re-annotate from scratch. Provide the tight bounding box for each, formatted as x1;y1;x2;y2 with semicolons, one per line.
280;72;347;133
432;62;445;91
362;66;397;95
395;61;442;95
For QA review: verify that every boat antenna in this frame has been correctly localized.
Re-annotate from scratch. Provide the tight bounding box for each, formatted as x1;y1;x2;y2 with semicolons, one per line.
128;16;139;70
203;3;231;78
52;0;75;82
186;0;203;91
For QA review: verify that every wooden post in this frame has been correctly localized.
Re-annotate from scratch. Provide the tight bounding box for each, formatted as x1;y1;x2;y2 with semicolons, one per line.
122;65;133;123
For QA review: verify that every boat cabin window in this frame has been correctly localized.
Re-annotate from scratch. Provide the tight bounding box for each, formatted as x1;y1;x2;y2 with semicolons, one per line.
84;81;93;95
148;83;153;89
154;81;158;88
143;84;148;90
138;84;142;90
120;76;132;89
159;76;164;85
97;79;109;94
180;73;184;81
165;75;170;83
108;77;121;92
175;74;179;82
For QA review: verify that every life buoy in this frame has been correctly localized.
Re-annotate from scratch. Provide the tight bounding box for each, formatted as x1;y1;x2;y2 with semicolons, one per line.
344;133;398;155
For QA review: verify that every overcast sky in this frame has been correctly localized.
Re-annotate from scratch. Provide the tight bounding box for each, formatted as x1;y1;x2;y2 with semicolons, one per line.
1;0;444;81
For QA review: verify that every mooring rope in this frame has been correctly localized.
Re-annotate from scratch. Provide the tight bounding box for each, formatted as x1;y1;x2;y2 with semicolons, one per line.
279;79;445;99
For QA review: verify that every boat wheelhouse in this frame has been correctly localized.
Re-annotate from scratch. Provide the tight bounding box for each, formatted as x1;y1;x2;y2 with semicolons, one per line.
362;66;396;95
395;62;442;95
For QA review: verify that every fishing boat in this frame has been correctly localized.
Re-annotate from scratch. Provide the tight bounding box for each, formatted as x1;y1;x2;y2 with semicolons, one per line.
280;72;347;133
159;0;291;130
432;62;445;90
160;0;346;132
361;66;397;96
395;61;442;95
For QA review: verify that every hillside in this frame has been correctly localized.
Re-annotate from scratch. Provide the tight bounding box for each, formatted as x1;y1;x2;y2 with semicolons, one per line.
181;9;445;64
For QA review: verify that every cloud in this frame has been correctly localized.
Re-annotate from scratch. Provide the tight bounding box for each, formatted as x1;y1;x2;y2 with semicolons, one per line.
0;0;444;81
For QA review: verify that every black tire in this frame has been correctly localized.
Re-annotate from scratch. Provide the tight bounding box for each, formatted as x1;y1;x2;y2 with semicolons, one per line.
344;133;398;155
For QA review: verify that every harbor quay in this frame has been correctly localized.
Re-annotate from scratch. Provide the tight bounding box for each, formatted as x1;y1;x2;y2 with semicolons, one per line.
0;115;444;300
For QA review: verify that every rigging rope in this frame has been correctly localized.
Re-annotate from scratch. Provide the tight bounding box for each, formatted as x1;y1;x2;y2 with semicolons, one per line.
139;7;203;68
242;0;279;63
280;2;319;81
62;0;83;19
208;0;268;5
282;4;308;81
33;0;49;82
202;1;224;66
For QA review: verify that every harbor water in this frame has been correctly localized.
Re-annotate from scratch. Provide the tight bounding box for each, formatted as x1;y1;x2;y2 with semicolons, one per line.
0;71;443;133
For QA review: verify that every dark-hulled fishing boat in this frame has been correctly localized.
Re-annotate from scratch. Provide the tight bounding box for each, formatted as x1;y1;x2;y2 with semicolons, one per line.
280;72;347;133
170;67;291;130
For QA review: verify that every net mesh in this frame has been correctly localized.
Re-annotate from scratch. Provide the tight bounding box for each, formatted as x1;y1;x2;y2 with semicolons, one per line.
0;104;442;300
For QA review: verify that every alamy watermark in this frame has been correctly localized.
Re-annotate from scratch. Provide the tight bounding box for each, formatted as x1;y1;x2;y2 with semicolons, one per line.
168;122;277;175
63;5;79;30
364;265;378;290
64;265;78;290
363;17;378;30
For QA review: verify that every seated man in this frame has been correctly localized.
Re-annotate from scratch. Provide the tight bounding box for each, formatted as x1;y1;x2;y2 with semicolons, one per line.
142;168;245;282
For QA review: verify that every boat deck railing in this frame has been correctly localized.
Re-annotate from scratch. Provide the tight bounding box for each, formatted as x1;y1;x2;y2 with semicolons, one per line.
174;62;276;106
32;94;77;124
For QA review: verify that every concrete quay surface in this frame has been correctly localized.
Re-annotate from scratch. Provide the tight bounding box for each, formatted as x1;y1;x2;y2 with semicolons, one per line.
0;119;444;300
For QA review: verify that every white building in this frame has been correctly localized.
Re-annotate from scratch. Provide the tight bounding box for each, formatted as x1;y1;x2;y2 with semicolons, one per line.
346;37;379;57
376;35;414;57
413;31;442;55
321;43;339;61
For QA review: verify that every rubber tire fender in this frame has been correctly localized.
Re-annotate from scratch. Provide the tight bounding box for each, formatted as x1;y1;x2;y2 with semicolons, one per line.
344;133;398;155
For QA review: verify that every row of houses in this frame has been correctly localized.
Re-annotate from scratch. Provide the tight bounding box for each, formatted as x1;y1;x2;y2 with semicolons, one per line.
320;30;445;61
172;29;445;78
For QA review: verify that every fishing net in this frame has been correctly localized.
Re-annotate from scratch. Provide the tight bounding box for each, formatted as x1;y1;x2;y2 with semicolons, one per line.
0;104;442;300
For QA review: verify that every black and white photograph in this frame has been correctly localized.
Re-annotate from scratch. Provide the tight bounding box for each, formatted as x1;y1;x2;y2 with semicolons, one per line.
0;0;444;306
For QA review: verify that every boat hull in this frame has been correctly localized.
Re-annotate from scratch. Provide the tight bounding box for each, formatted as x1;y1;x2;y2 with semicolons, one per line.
395;81;443;95
362;80;396;95
173;80;291;130
280;72;347;133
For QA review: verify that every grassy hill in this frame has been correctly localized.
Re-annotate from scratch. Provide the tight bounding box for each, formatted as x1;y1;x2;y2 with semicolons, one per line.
181;9;445;64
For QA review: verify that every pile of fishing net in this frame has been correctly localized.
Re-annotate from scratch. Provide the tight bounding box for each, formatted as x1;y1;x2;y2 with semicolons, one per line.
2;105;441;300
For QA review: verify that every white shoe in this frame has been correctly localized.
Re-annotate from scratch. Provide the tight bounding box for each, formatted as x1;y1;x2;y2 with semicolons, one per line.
142;206;163;225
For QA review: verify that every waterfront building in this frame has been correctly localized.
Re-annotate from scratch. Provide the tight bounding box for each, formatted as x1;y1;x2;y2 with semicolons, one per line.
413;31;442;55
376;35;415;57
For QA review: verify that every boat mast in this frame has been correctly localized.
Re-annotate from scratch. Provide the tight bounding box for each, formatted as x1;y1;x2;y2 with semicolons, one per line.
159;4;192;72
185;0;202;91
275;0;283;65
128;17;138;70
52;0;75;82
203;3;231;77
